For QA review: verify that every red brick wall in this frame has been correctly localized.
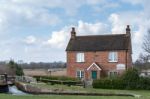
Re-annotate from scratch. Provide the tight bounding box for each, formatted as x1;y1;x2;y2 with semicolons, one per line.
67;51;132;79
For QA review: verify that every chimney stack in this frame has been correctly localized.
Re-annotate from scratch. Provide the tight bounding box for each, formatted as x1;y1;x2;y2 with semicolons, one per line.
71;27;76;39
126;25;130;36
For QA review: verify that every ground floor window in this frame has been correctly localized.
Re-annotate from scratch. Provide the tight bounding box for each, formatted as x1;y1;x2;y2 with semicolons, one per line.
76;70;84;79
108;71;118;78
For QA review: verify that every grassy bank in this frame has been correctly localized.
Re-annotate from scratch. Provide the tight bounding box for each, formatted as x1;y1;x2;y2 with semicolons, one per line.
0;83;150;99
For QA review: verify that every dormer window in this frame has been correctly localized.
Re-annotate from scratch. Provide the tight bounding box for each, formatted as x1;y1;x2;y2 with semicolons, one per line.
76;53;85;62
108;52;118;62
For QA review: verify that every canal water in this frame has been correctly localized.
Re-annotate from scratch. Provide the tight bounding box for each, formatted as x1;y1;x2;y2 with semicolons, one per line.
8;86;27;95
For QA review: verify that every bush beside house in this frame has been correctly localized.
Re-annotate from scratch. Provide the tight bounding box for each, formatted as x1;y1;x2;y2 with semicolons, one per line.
93;68;150;90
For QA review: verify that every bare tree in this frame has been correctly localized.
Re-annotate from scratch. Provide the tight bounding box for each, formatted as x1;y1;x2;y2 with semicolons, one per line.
143;29;150;54
134;53;150;70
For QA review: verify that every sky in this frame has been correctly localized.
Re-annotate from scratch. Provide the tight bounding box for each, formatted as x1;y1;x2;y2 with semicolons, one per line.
0;0;149;63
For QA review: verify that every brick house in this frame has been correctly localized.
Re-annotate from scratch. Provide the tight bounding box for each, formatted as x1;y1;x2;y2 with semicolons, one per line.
66;25;132;80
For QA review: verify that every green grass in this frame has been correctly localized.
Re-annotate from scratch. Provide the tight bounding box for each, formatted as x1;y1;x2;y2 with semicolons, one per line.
0;91;150;99
0;94;134;99
0;83;150;99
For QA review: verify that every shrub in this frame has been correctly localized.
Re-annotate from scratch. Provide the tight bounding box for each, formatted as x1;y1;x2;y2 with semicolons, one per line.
93;78;125;89
93;78;109;89
93;68;150;90
34;76;79;82
122;68;139;81
111;78;125;89
137;77;150;90
33;76;82;86
121;68;139;89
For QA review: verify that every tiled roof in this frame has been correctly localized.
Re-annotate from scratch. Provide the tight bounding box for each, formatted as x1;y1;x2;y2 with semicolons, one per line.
66;34;130;51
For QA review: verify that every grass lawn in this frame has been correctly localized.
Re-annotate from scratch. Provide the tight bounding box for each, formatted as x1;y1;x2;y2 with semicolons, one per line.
0;90;150;99
0;83;150;99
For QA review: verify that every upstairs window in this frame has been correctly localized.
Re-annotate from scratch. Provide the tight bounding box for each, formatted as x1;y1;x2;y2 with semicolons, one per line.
108;52;118;62
76;70;84;79
76;53;85;62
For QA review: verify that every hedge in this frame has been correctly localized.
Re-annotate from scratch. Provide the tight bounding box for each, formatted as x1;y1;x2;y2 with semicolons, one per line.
136;77;150;90
93;78;125;89
93;68;150;90
93;77;150;90
34;76;79;82
33;76;82;86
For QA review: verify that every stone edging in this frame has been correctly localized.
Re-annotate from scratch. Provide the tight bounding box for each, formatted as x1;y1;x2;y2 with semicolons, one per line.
15;82;140;97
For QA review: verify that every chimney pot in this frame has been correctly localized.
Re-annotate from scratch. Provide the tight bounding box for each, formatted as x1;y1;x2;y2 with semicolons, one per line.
71;27;76;39
72;27;75;32
126;25;131;36
126;25;130;32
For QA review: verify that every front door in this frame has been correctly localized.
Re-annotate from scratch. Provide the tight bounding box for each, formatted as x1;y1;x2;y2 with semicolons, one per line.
91;71;97;79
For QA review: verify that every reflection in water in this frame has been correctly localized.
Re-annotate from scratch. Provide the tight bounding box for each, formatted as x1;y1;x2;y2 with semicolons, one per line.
9;86;27;95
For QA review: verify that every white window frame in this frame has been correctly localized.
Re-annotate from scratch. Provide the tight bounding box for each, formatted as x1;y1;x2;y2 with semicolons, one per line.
108;52;118;62
76;52;85;62
76;70;84;79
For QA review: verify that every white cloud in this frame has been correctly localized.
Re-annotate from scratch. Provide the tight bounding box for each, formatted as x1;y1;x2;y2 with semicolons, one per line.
109;14;125;34
0;0;108;32
46;20;109;48
77;21;108;35
1;0;107;16
46;26;70;48
0;0;61;33
10;0;74;15
0;0;120;32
